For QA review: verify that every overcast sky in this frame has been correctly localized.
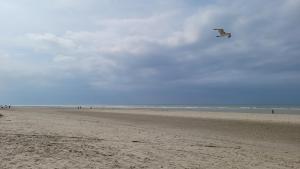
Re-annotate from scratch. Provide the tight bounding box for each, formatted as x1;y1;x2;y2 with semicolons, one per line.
0;0;299;105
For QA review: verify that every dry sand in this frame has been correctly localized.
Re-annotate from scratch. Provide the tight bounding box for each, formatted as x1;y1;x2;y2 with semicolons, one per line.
0;107;299;169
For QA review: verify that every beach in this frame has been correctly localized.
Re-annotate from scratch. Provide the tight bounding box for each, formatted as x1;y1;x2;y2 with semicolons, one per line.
0;107;299;169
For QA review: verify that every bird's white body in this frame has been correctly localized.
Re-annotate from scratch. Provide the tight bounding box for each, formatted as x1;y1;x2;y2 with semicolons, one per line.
213;28;231;38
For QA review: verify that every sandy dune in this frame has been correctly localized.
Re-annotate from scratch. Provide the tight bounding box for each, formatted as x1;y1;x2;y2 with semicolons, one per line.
0;107;299;169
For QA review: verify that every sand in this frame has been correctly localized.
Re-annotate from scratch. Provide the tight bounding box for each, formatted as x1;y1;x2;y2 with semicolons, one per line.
0;107;299;169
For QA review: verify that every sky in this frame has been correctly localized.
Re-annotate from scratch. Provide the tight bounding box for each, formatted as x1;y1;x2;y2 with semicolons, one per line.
0;0;300;105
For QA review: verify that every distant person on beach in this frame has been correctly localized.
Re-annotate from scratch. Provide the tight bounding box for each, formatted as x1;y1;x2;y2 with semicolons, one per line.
272;109;275;114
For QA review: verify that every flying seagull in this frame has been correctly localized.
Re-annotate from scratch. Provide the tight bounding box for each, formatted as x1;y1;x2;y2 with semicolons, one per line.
213;28;231;38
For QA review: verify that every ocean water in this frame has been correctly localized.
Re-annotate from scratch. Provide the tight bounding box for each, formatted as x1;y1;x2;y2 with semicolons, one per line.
14;104;300;115
99;105;300;115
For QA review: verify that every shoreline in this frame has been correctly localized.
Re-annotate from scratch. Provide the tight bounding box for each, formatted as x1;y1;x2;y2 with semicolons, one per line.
10;104;300;115
13;106;300;124
59;108;300;146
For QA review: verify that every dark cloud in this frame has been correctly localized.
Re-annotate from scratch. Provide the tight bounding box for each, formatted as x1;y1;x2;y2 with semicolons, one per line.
0;0;299;104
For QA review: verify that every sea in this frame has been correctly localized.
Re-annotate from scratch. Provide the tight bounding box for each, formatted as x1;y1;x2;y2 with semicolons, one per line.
13;104;300;115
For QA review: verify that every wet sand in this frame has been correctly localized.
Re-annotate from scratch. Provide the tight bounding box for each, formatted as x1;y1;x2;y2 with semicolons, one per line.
0;107;299;169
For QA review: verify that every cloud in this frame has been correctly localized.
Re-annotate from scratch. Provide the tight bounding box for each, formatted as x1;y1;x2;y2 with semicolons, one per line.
0;0;299;103
22;0;300;86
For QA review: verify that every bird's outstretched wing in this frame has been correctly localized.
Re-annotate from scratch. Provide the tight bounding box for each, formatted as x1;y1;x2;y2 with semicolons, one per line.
213;28;225;35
